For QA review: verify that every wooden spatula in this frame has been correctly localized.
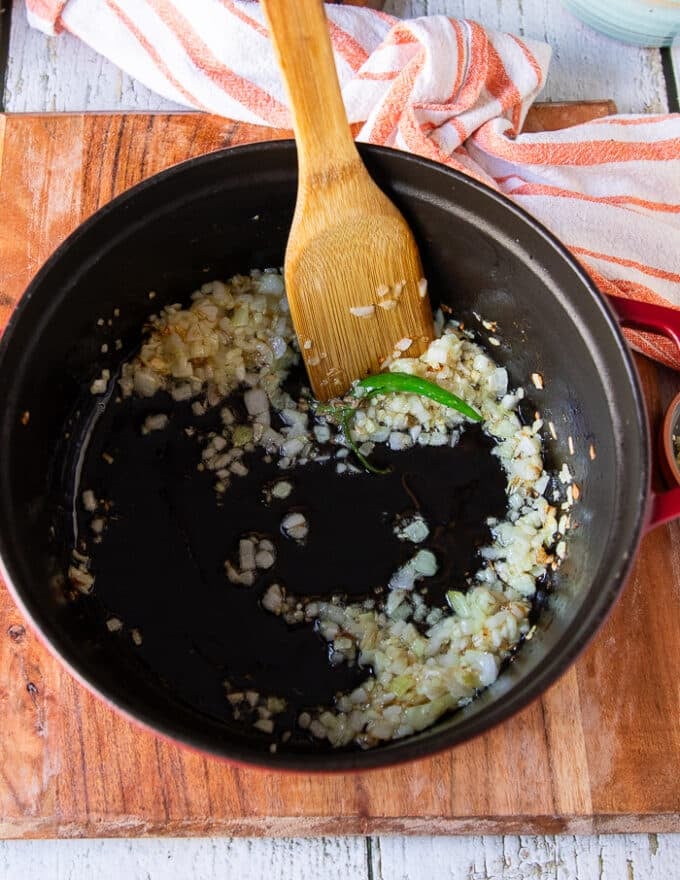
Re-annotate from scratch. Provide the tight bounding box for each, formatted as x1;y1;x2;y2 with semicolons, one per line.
261;0;434;401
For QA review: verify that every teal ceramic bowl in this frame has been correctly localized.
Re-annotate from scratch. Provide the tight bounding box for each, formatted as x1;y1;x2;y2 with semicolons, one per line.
562;0;680;46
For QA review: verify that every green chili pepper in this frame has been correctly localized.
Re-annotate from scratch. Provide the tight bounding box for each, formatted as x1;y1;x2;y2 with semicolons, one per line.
339;409;389;475
314;402;389;474
314;372;481;474
355;372;482;423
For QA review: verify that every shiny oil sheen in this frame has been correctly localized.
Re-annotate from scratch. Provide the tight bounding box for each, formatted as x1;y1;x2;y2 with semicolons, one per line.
68;373;507;742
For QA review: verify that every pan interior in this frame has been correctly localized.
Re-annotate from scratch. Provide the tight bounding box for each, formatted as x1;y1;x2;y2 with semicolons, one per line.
67;373;507;743
0;143;647;768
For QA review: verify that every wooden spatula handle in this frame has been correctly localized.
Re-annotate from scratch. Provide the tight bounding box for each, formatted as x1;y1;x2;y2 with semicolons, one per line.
261;0;358;178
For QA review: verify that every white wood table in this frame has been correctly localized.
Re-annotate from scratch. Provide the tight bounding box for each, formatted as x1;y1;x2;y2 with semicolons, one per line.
1;1;679;877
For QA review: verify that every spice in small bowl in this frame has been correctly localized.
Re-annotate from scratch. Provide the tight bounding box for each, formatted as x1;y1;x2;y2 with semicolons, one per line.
660;391;680;488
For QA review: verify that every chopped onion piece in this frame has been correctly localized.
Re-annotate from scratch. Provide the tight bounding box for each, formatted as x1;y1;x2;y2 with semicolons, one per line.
82;490;97;512
262;583;284;614
142;413;169;434
349;305;375;318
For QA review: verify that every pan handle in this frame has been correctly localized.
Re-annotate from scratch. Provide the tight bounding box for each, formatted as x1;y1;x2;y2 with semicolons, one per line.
608;295;680;531
608;296;680;349
647;491;680;531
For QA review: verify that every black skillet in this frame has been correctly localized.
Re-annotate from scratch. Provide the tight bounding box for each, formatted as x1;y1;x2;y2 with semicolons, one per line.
1;142;680;770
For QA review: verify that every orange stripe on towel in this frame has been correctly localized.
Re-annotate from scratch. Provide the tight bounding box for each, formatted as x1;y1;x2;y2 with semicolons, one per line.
107;0;210;111
484;40;522;133
382;26;420;48
366;34;421;143
571;246;680;285
509;34;544;92
506;181;680;214
218;0;269;38
372;9;398;28
475;127;680;165
357;70;399;81
445;19;466;102
26;0;68;29
327;19;370;71
450;20;487;113
590;114;678;127
145;0;289;125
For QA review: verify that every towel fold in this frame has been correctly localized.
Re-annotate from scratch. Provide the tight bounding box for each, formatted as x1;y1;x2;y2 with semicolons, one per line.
26;0;680;366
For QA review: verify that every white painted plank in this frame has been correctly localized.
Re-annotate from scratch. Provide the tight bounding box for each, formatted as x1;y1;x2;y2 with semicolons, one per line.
374;833;680;879
2;835;680;880
3;2;183;112
0;836;368;880
384;0;669;114
5;0;669;113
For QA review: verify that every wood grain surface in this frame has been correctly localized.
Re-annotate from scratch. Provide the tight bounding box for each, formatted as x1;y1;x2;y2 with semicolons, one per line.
0;111;679;840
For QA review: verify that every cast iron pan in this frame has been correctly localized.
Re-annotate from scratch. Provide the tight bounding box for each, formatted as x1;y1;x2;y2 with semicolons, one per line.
1;142;679;770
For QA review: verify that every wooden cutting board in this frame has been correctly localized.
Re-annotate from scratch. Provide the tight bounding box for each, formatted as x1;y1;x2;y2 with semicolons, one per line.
0;107;679;839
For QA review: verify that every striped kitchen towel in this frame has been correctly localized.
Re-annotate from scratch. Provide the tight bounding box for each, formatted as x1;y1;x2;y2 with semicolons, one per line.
26;0;680;367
